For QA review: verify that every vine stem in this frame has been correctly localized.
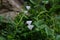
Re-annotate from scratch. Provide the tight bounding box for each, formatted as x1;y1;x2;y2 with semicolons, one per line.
16;15;24;30
14;14;24;35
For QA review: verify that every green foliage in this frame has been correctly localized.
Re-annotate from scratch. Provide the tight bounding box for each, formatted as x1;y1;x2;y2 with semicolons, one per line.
56;35;60;40
0;0;60;40
0;36;6;40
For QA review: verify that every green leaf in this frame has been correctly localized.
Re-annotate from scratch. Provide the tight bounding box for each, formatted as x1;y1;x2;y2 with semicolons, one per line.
45;27;54;36
40;24;48;29
0;36;5;40
56;35;60;40
42;0;49;4
34;20;44;27
55;15;60;20
35;24;48;31
30;0;41;5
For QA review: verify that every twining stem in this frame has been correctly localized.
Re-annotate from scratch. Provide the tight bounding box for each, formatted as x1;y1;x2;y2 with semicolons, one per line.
16;15;24;30
14;14;24;35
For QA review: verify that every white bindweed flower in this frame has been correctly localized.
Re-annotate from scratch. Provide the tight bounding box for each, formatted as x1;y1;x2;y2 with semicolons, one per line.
26;6;31;10
27;25;34;30
24;10;28;14
26;21;32;25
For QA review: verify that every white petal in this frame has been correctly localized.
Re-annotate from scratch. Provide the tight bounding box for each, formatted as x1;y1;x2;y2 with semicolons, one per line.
27;25;34;30
26;6;31;10
26;21;32;25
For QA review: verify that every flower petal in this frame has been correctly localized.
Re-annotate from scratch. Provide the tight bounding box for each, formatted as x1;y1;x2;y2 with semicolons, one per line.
26;6;31;10
26;21;32;25
27;25;34;30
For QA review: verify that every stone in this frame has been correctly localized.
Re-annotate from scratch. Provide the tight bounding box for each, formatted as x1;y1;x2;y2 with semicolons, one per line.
0;0;24;19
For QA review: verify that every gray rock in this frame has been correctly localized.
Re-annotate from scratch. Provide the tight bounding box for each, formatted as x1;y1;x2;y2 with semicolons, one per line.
0;11;19;19
0;0;24;19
